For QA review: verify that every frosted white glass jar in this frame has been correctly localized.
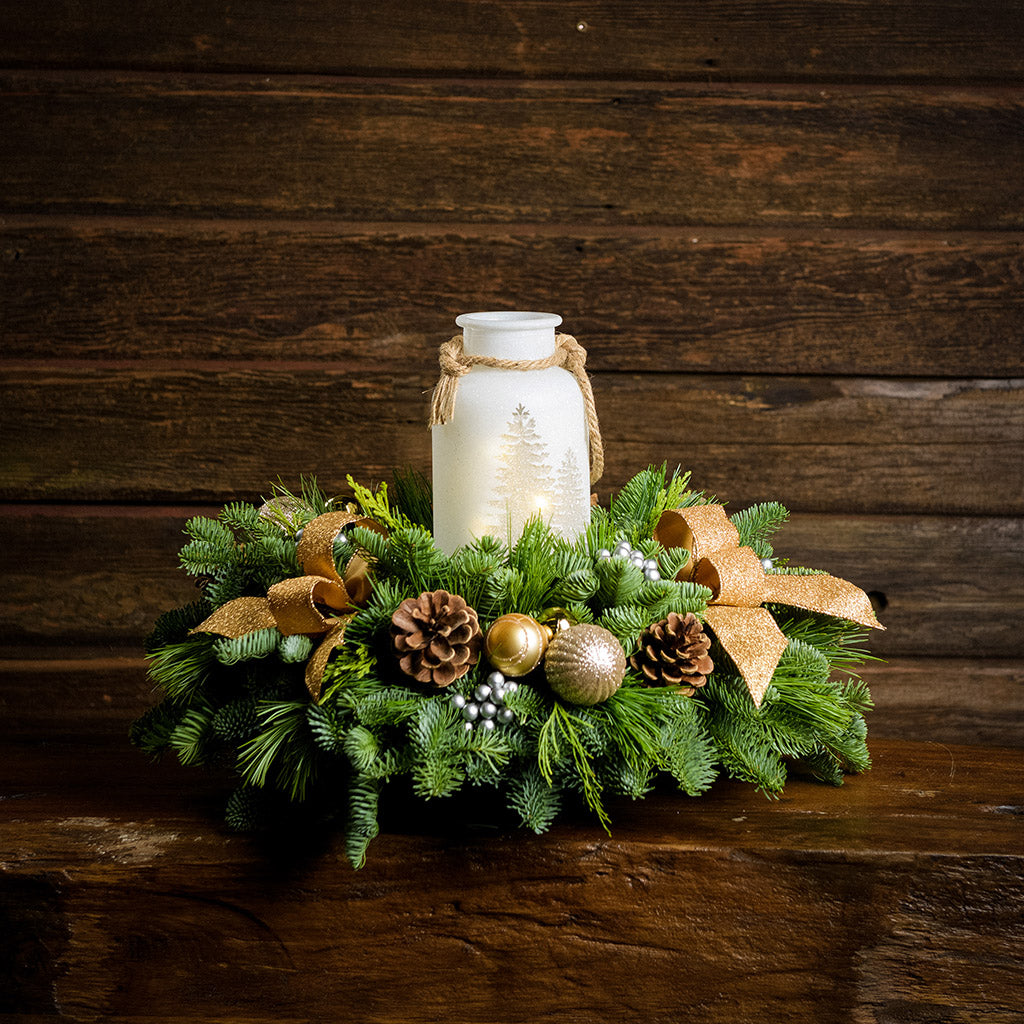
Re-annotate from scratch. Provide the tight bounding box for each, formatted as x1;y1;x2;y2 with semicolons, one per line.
431;311;592;554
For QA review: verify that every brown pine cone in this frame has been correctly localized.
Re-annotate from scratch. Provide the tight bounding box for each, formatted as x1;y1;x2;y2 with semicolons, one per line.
391;590;483;687
630;612;714;694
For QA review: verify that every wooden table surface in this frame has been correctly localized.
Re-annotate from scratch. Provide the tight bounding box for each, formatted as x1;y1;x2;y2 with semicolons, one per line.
2;736;1021;1023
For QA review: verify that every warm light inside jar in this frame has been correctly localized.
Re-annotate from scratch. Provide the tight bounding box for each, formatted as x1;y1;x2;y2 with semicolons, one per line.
431;312;592;555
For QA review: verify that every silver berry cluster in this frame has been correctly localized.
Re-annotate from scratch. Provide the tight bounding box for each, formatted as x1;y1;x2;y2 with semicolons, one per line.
451;671;517;731
596;539;661;581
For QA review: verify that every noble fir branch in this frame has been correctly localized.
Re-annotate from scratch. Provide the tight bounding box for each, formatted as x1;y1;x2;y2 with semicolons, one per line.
595;556;645;608
597;605;651;653
341;578;414;651
582;685;665;772
375;525;449;595
250;532;301;586
606;758;654;799
608;465;669;539
545;543;599;605
841;678;874;717
343;724;385;774
563;601;596;625
218;500;264;537
306;702;347;755
658;546;692;584
707;709;789;796
795;712;870;786
345;775;381;869
500;681;549;725
410;699;465;799
827;713;871;774
346;729;414;782
183;514;235;553
794;746;846;787
548;544;593;580
507;765;562;834
347;687;425;730
203;563;254;607
547;568;599;606
129;700;183;757
658;712;719;796
178;535;234;578
482;566;527;618
278;633;314;665
731;502;789;559
213;628;281;666
225;784;272;833
144;600;212;653
772;610;878;674
509;518;560;596
445;538;506;610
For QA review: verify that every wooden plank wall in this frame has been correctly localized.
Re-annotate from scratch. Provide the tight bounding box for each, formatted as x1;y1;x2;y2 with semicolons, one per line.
1;1;1022;747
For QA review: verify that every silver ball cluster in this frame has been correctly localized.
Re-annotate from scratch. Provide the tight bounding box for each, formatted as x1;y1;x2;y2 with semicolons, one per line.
450;671;517;731
596;539;661;581
760;556;774;571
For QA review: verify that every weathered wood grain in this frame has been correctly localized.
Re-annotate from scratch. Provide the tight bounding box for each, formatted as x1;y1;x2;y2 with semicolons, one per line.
4;220;1022;377
2;1;1022;83
3;74;1023;228
2;368;1020;513
4;654;1022;748
1;507;1020;658
0;738;1021;1022
860;660;1024;748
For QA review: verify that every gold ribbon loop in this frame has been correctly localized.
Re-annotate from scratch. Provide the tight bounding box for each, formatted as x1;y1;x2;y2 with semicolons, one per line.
655;503;883;708
267;576;352;636
693;545;767;607
655;503;739;575
191;511;386;699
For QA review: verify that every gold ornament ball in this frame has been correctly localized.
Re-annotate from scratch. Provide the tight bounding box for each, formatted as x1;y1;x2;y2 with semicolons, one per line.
538;606;578;635
544;624;626;706
484;613;550;677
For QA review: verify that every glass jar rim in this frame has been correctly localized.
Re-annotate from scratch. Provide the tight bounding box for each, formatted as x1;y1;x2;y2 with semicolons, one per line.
456;311;562;330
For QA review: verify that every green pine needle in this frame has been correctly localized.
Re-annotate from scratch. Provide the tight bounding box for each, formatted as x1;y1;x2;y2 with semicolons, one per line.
537;702;609;830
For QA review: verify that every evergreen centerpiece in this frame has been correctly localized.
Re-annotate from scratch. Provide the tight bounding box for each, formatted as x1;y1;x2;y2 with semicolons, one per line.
132;467;883;868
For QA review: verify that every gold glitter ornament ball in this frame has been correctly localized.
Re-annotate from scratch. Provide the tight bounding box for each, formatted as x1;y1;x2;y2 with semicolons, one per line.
544;624;626;705
484;613;550;677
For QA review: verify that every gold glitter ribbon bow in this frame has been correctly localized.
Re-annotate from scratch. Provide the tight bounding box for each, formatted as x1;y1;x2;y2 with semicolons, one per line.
654;504;883;708
191;511;386;701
